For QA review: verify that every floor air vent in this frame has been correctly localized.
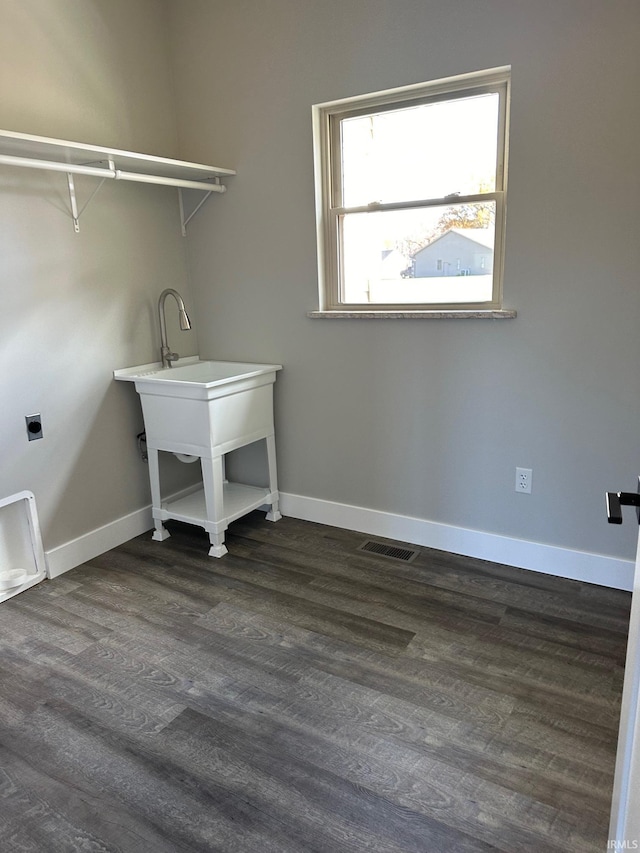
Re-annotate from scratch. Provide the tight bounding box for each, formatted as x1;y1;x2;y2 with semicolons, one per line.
358;540;419;563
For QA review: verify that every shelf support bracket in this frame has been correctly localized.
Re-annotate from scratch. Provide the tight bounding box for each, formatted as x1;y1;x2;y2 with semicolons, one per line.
66;158;113;233
178;178;221;237
67;172;80;233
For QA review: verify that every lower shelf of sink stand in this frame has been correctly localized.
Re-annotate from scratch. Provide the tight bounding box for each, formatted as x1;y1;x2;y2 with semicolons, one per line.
157;482;273;529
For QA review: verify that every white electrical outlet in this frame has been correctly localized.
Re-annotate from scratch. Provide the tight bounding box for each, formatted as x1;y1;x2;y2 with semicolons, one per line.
515;467;532;494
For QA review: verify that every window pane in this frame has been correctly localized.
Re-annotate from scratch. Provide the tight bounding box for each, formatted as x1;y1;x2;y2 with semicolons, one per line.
341;202;496;304
341;93;499;207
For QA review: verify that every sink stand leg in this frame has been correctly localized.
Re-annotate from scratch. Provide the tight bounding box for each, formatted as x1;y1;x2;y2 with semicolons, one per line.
201;455;228;558
152;523;171;543
148;448;171;542
207;536;228;558
265;433;282;522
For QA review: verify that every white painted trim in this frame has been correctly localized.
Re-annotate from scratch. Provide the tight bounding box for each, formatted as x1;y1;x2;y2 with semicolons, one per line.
312;68;510;314
44;488;634;591
609;532;640;843
45;505;153;579
45;482;209;579
280;492;634;591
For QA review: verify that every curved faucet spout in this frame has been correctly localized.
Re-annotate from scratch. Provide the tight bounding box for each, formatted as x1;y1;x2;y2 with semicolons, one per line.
158;288;192;368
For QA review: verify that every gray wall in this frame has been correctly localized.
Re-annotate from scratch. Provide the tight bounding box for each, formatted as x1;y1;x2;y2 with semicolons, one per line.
2;0;638;579
0;0;199;553
166;0;640;568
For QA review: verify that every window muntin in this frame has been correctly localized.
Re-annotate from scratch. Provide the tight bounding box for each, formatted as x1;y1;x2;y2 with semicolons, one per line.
314;68;510;312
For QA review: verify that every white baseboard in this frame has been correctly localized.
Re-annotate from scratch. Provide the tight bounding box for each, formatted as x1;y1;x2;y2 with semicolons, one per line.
46;505;154;579
45;483;211;579
45;489;635;592
280;492;635;592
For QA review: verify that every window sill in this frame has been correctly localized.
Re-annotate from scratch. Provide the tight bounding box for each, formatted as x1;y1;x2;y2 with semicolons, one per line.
307;309;517;319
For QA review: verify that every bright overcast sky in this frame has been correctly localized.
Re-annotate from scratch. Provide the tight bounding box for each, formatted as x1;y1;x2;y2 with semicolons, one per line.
341;92;499;207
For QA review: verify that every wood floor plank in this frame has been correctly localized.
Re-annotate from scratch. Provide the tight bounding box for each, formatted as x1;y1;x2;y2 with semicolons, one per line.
1;700;301;853
196;601;518;727
229;517;631;631
0;513;629;852
151;566;416;653
162;705;502;853
228;537;510;624
500;606;629;660
190;602;615;813
179;681;601;853
0;741;177;853
406;622;622;707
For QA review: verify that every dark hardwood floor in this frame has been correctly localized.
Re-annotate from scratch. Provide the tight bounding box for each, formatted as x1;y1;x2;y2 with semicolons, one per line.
0;513;631;852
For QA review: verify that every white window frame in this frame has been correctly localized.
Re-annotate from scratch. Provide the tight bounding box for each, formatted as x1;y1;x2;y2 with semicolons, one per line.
311;67;512;317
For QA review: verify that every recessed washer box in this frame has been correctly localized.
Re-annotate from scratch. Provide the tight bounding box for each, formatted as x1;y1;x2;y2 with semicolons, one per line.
0;490;47;602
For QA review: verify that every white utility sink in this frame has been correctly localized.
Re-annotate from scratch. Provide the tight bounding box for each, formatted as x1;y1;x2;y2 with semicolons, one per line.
114;356;282;395
114;356;282;557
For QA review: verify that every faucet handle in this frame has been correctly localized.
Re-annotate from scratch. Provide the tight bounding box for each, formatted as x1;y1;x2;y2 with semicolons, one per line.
161;345;179;368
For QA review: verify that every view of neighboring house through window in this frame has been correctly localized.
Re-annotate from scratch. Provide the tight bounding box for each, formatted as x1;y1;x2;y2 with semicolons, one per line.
313;67;510;311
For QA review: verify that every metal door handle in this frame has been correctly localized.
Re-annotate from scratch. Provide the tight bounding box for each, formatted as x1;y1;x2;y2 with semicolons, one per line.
606;487;640;524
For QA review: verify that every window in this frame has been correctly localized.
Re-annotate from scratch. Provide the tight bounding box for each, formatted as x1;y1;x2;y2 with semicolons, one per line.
312;67;511;315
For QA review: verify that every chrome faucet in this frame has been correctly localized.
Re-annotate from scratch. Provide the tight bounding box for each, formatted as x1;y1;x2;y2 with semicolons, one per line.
158;288;192;368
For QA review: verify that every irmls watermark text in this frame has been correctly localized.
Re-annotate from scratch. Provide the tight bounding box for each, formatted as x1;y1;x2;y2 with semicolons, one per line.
608;841;639;850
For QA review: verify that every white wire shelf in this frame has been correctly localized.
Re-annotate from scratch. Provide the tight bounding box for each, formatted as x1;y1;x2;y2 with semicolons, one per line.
0;128;235;233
